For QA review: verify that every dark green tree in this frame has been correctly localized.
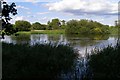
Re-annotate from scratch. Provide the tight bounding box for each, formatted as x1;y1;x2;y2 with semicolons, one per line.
1;0;17;39
115;20;118;27
15;20;31;31
48;18;61;30
61;20;66;26
66;19;110;34
31;22;46;30
61;20;66;29
66;20;79;34
47;21;52;30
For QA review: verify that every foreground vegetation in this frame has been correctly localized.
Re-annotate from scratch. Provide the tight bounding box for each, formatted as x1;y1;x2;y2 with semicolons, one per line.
89;41;120;79
2;43;77;79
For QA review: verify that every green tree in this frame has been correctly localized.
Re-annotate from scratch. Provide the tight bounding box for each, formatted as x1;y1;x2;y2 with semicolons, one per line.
47;21;52;30
66;20;79;34
41;24;47;30
15;20;31;31
61;20;66;26
4;23;17;35
31;22;47;30
65;19;110;34
32;22;40;30
61;20;66;29
1;1;17;38
48;18;61;30
115;20;118;27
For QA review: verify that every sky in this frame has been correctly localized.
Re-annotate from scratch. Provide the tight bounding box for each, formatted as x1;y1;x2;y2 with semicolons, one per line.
4;0;120;26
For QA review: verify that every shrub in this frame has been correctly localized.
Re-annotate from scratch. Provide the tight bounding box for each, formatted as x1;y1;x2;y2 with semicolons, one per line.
89;41;120;79
2;43;77;79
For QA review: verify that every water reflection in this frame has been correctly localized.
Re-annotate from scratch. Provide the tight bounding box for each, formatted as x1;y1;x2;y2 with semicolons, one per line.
11;34;30;44
1;34;118;53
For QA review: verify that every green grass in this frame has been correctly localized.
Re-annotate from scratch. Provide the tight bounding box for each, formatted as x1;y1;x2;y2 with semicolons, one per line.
31;30;65;34
2;42;77;79
15;31;31;35
89;41;120;79
15;30;65;35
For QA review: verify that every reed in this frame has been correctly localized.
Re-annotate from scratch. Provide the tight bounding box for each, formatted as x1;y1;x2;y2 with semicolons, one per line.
89;41;120;79
2;42;77;79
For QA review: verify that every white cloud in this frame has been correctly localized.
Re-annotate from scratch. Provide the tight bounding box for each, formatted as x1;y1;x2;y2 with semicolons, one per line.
5;0;37;2
10;16;29;24
38;17;51;24
37;12;50;15
24;0;37;3
15;16;25;20
16;5;30;10
5;0;62;2
46;0;118;15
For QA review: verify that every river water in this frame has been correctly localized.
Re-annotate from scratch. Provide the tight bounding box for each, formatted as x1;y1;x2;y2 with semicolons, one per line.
1;34;118;54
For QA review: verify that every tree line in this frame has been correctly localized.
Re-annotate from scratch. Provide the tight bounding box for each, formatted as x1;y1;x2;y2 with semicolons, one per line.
2;18;118;35
7;18;66;32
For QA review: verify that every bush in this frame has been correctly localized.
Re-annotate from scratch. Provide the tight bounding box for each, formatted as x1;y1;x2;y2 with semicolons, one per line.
89;41;120;79
2;43;77;79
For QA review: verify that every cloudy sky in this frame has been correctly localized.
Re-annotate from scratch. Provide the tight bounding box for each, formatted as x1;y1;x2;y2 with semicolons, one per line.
5;0;120;26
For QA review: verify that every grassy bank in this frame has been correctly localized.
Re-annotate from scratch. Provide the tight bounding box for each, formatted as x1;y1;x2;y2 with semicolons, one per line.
31;30;65;34
2;42;77;79
89;41;120;79
16;30;65;35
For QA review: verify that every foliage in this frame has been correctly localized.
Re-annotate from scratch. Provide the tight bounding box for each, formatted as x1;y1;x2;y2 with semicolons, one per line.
65;20;79;34
89;42;120;79
1;1;17;36
47;18;61;30
3;43;77;79
15;20;31;31
65;19;110;34
109;26;119;35
4;23;18;35
61;20;66;29
31;22;46;30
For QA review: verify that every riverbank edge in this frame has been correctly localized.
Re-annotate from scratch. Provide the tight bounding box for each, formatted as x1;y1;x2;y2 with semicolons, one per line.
15;30;65;35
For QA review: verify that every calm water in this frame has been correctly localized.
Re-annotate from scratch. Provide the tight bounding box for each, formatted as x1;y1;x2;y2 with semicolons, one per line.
1;34;119;79
1;34;118;56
